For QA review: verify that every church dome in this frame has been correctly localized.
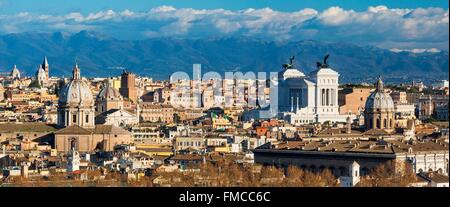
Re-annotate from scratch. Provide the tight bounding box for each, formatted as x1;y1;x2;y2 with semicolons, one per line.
365;77;394;112
98;80;123;101
10;65;21;79
59;64;94;108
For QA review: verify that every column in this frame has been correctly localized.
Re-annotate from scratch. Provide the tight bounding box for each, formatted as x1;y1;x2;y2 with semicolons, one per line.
289;89;294;112
330;89;334;106
322;89;325;106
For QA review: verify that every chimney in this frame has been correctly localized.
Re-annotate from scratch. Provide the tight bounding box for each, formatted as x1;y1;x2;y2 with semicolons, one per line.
346;116;352;134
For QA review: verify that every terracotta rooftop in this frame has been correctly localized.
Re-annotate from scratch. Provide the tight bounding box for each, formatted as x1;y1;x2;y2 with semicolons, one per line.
0;123;59;133
54;125;92;135
418;172;449;183
54;125;130;135
170;154;203;161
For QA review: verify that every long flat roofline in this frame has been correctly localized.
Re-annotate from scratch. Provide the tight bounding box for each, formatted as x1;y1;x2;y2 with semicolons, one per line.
252;148;397;159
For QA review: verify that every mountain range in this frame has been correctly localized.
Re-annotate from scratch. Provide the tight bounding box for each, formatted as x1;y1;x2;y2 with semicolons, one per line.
0;31;448;83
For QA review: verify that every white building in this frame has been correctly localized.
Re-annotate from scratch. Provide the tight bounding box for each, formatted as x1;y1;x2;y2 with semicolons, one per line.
67;149;80;173
170;92;201;109
339;161;361;187
273;55;350;125
396;147;449;176
432;80;449;89
394;103;416;119
96;108;139;127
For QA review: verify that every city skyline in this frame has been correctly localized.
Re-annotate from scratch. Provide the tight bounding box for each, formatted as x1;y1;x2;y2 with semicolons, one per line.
0;0;448;191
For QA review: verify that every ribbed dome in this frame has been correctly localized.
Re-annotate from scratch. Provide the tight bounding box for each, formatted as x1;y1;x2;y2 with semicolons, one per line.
10;65;20;79
98;80;122;101
365;77;394;111
59;64;93;108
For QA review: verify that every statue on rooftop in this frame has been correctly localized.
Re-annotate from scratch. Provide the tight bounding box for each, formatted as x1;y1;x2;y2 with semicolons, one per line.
282;56;295;69
316;54;330;69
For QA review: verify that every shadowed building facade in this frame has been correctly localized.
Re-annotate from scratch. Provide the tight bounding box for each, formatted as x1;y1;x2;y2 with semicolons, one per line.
253;139;448;177
119;70;137;103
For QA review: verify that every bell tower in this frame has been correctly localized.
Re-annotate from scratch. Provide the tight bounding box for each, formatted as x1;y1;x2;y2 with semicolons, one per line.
42;56;49;80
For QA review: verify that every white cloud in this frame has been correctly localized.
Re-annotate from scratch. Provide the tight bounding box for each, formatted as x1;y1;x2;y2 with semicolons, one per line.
151;5;176;13
0;5;448;50
318;6;354;25
390;48;441;53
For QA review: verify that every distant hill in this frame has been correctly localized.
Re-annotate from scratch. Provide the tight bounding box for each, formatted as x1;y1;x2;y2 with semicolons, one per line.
0;31;448;83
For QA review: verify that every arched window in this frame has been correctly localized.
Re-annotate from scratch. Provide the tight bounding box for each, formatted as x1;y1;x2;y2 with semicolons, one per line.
383;118;387;128
376;118;381;129
69;137;77;150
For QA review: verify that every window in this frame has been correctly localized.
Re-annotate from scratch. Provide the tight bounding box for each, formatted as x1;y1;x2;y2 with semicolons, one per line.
72;114;77;123
85;115;89;123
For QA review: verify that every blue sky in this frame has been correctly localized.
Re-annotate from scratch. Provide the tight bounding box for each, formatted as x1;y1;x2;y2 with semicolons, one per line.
0;0;448;50
1;0;448;14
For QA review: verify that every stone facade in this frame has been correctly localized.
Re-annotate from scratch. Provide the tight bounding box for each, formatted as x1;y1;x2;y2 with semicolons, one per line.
140;103;174;123
54;125;131;152
338;87;371;115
